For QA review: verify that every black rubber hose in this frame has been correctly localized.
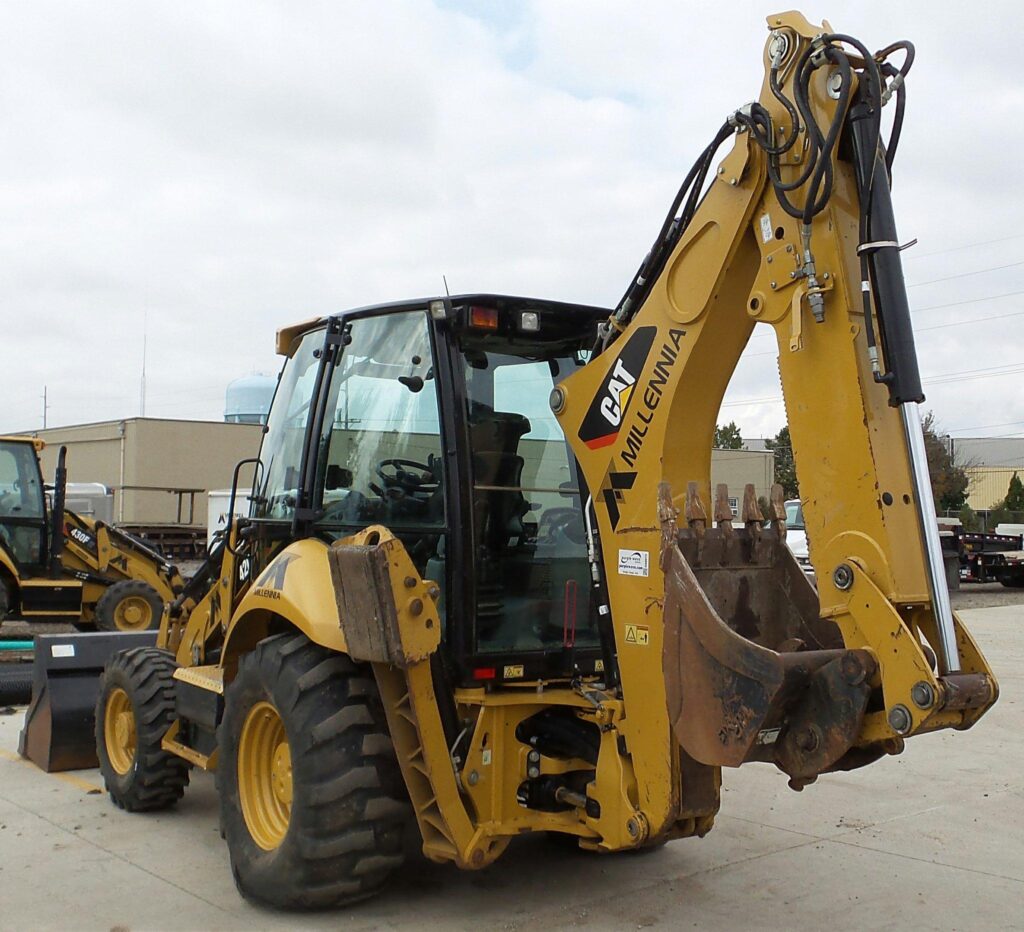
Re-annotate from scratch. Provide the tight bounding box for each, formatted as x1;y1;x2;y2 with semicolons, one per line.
0;663;33;706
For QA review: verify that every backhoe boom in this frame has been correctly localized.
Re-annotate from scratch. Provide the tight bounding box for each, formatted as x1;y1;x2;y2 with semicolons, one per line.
556;11;997;797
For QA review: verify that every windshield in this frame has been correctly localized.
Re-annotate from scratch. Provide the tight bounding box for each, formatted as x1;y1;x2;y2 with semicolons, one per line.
255;329;323;520
0;440;46;566
785;500;804;530
0;442;44;519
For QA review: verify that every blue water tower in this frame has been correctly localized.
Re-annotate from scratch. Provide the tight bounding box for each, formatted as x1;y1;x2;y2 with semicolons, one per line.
224;375;276;425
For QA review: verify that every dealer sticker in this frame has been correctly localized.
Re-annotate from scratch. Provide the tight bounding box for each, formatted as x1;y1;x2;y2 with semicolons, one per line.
617;549;650;577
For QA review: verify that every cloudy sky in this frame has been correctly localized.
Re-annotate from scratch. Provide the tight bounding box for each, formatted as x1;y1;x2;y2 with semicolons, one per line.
3;1;1023;450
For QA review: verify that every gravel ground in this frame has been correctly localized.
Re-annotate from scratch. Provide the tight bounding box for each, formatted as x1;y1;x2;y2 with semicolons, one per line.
950;581;1024;611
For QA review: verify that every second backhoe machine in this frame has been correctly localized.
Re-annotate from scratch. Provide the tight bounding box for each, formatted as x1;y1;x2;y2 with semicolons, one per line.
0;436;184;631
92;12;997;910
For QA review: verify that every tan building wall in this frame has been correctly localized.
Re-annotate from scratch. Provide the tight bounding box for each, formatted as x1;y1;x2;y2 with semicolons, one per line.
711;449;776;512
965;466;1023;511
18;418;773;526
23;418;263;526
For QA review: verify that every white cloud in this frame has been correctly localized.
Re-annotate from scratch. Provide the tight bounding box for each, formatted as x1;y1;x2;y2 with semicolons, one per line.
2;0;1023;450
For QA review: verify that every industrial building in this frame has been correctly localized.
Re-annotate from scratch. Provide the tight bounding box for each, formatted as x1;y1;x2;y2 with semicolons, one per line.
20;418;263;529
16;416;772;530
708;448;775;512
952;437;1024;511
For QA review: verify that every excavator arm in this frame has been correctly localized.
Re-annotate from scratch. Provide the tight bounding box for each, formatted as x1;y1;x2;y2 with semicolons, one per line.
556;12;997;798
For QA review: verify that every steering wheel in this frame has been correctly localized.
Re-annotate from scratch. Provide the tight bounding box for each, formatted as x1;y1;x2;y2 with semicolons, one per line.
372;458;438;502
538;507;587;545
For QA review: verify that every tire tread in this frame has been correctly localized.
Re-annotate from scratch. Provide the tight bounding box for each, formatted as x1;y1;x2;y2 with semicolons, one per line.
95;647;190;811
218;633;408;910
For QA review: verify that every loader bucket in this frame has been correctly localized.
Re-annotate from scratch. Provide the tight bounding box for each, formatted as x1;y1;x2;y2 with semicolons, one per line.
659;483;880;784
19;631;157;772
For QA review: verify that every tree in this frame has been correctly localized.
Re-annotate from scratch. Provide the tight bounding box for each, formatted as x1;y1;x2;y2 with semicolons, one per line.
713;421;744;450
921;412;969;514
1005;472;1024;513
958;504;980;532
764;425;798;498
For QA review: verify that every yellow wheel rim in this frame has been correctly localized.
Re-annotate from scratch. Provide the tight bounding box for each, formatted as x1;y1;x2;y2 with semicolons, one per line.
104;687;137;775
238;701;292;851
113;595;154;631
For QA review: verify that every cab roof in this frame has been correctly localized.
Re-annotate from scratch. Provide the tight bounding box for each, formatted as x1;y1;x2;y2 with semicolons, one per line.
275;293;610;355
0;436;44;452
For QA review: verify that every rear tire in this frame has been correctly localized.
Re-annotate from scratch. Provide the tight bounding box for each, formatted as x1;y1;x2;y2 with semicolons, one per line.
95;580;164;632
95;648;190;811
217;633;409;910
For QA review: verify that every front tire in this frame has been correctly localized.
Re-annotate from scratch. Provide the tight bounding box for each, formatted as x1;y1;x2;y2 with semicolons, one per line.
217;633;409;910
95;580;164;632
95;648;190;811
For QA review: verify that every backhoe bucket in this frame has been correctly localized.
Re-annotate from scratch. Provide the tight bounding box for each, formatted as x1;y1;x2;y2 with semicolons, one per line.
659;483;880;784
19;631;157;772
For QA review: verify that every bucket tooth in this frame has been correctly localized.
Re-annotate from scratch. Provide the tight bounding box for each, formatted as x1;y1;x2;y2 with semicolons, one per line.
714;484;735;536
769;483;788;541
684;481;708;564
741;484;763;548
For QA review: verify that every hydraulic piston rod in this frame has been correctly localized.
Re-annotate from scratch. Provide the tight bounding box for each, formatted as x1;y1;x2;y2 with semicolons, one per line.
901;402;961;673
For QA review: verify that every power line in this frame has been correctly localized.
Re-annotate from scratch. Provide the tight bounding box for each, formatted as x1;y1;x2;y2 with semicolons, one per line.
906;259;1024;289
721;360;1024;410
740;294;1024;358
947;420;1024;434
905;232;1024;261
916;308;1024;333
912;288;1024;313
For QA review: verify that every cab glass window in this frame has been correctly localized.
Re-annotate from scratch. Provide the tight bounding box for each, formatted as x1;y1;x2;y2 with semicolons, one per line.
0;444;44;519
255;330;323;521
315;311;444;531
461;350;597;655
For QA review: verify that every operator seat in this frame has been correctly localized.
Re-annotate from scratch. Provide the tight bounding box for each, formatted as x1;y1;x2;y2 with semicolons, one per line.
467;405;532;550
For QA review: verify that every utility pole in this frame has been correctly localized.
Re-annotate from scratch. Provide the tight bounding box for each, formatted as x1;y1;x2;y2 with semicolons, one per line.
42;385;49;429
140;315;147;417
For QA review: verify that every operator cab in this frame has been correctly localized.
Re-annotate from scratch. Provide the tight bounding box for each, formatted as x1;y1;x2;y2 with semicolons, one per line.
252;295;609;685
0;438;48;570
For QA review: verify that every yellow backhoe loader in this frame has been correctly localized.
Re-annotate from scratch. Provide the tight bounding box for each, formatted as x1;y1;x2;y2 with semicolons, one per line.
0;436;185;631
93;12;997;909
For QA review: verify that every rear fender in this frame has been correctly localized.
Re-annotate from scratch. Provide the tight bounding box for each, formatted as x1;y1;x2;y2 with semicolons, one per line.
221;538;348;671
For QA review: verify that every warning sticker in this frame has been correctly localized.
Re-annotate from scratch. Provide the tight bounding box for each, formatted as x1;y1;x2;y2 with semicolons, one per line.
503;664;525;679
624;624;650;646
617;549;650;577
760;212;773;243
